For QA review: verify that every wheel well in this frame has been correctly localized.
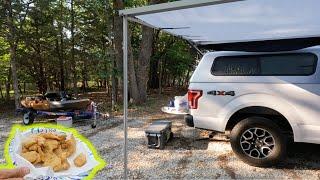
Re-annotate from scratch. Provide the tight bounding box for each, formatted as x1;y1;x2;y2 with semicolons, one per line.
226;106;293;135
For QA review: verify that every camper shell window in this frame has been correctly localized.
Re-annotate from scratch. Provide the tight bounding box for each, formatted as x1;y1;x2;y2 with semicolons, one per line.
211;53;318;76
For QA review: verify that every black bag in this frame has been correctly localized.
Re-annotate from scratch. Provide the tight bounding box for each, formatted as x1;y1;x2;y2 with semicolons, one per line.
145;120;173;149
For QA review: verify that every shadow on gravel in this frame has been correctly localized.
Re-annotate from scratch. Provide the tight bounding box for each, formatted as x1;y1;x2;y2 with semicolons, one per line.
166;134;320;170
276;142;320;170
146;115;184;123
165;137;210;150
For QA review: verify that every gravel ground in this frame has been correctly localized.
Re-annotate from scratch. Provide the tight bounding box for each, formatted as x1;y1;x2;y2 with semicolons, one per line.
1;113;320;179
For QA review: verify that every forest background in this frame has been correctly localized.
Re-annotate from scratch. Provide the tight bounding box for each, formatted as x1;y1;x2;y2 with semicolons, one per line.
0;0;199;110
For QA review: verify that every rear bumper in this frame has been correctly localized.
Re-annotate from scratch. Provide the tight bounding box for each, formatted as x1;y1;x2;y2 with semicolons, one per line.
185;114;226;132
184;114;194;127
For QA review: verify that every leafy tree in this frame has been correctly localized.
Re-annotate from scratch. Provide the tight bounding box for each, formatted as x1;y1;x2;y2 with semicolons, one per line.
2;0;32;108
0;37;10;99
0;0;199;108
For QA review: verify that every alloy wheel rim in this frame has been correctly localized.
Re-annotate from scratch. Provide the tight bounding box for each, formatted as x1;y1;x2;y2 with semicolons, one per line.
240;127;275;159
23;113;30;124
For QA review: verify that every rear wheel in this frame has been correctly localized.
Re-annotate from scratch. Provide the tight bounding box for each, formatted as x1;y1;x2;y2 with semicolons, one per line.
23;111;35;125
91;123;97;129
230;117;287;167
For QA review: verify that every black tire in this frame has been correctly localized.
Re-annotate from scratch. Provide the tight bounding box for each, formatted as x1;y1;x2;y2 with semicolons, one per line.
169;132;174;140
230;117;287;167
23;111;35;125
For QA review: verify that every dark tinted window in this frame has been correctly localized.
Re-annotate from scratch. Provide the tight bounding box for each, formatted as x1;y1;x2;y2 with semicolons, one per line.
212;57;259;76
212;53;317;76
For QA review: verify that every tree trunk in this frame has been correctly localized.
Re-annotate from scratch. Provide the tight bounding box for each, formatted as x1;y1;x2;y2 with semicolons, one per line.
0;82;3;99
172;76;176;87
112;0;124;103
134;0;164;103
162;58;168;87
35;22;47;94
23;82;26;93
5;68;11;101
148;30;161;89
5;0;21;108
59;45;65;91
149;58;159;89
56;35;65;91
111;44;117;110
158;59;162;94
135;25;154;103
37;59;47;94
5;81;10;100
113;0;142;103
58;0;65;91
82;57;88;93
127;32;140;103
71;0;77;96
18;83;23;95
9;43;20;108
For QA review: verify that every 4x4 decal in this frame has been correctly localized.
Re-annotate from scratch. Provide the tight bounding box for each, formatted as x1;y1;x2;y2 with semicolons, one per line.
207;90;235;96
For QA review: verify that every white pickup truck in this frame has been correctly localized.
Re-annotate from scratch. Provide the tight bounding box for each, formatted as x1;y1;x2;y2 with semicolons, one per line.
185;46;320;167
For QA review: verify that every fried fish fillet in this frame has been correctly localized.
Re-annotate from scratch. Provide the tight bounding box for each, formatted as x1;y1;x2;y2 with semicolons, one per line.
37;145;46;162
44;139;59;152
54;146;68;161
61;159;70;171
28;144;39;151
62;135;76;157
22;146;28;153
74;153;87;167
20;132;78;172
34;152;42;164
21;151;40;164
40;133;66;141
22;135;46;149
22;136;38;149
35;136;46;146
43;153;62;172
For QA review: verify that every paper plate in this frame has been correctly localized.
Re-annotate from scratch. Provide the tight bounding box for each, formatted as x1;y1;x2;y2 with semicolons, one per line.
4;124;106;180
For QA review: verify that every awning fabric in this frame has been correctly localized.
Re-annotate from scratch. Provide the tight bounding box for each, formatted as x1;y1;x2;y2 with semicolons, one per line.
122;0;320;51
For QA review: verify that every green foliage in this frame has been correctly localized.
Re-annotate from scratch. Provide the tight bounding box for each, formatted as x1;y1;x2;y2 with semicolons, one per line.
1;0;199;94
152;33;196;79
166;39;194;76
0;37;10;82
125;0;148;8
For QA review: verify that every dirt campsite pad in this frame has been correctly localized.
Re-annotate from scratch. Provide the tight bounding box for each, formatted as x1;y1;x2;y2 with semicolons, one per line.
1;95;320;179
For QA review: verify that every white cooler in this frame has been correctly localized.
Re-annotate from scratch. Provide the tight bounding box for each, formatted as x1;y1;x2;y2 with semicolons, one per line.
56;116;73;127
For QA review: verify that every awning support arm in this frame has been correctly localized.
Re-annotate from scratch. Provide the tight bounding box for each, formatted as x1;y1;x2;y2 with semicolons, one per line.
127;16;161;30
186;40;204;56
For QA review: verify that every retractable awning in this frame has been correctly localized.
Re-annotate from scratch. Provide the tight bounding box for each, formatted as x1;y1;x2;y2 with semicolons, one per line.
119;0;320;179
120;0;320;51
